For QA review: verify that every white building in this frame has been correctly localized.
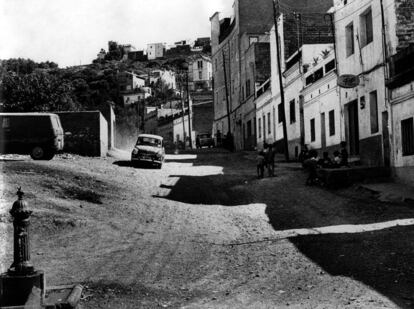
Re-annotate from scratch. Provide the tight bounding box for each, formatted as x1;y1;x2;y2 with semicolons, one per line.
267;16;335;157
150;69;177;89
147;43;165;60
333;0;394;166
118;72;145;92
302;52;341;154
188;55;212;91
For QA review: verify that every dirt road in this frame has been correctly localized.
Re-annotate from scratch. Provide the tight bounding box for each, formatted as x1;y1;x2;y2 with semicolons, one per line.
1;151;413;308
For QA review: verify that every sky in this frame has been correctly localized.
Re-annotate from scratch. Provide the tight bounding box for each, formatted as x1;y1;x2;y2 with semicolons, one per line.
0;0;233;67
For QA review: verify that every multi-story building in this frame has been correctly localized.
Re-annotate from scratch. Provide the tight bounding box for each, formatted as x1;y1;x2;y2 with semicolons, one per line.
243;41;271;150
265;0;334;157
188;55;212;91
302;51;341;154
332;0;414;169
387;46;414;183
147;43;165;60
210;0;274;150
149;69;177;89
118;71;145;92
384;0;414;183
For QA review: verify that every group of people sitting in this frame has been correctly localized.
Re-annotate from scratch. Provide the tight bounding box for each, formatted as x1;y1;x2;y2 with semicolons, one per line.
302;141;349;186
256;142;276;178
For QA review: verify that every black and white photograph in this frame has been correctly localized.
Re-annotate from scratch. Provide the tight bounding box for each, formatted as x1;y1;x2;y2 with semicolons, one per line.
0;0;414;308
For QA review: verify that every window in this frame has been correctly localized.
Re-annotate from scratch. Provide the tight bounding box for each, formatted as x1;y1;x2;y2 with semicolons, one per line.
199;71;202;80
290;99;296;124
241;86;245;100
401;118;414;156
360;8;373;47
278;103;283;123
258;118;262;138
246;80;251;97
329;110;335;136
197;60;203;69
325;59;335;73
370;90;378;133
247;120;252;137
345;22;354;57
268;112;271;134
311;118;316;142
263;115;266;138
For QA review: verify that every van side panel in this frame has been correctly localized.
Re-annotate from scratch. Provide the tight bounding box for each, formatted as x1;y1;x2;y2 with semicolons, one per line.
0;114;63;156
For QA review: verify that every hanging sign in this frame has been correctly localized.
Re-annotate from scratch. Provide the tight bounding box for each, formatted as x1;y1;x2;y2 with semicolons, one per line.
337;74;360;88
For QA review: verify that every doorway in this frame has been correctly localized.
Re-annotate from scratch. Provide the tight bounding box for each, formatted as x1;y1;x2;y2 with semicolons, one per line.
321;112;326;150
382;111;391;167
346;100;359;155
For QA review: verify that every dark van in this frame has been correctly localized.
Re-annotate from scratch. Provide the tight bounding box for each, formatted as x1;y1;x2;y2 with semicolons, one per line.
0;113;64;160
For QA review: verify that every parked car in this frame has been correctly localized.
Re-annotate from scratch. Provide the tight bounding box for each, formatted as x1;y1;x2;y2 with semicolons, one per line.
131;134;165;168
0;113;64;160
196;133;215;148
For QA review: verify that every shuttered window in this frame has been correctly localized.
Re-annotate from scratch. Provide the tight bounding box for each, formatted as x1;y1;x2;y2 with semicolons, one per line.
402;118;414;156
311;118;315;142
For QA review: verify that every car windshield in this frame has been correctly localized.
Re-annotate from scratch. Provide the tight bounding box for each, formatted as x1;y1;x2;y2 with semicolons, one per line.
136;136;162;147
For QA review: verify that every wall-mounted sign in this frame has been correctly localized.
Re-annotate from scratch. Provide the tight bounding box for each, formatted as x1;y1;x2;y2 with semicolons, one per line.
337;74;360;88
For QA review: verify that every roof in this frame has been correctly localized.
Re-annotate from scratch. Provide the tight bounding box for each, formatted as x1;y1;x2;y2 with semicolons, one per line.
0;112;58;116
138;134;163;140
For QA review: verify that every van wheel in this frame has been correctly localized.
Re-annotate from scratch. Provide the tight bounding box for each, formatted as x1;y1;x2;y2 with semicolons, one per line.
43;151;55;160
30;146;45;160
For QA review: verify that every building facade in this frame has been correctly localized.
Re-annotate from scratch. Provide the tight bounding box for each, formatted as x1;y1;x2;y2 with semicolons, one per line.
188;55;213;92
210;0;274;150
147;43;165;60
302;52;341;154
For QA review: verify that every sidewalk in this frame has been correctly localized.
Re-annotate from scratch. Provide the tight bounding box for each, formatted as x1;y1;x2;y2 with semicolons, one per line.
359;182;414;203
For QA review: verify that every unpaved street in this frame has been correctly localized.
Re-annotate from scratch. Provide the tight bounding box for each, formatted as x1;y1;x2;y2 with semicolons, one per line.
1;151;414;308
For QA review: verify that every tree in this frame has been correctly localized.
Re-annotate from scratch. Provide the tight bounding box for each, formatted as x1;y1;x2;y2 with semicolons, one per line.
2;71;79;112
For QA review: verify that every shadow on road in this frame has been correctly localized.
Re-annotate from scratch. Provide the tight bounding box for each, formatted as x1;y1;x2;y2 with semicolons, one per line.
291;226;414;308
156;152;414;308
113;161;159;169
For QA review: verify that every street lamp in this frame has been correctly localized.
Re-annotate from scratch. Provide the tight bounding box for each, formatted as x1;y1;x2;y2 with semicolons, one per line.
181;61;193;149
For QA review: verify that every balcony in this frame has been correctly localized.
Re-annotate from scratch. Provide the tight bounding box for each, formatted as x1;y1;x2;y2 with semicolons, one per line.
386;45;414;89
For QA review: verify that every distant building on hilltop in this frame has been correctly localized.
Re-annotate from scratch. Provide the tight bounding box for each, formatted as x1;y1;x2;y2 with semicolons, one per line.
147;43;166;60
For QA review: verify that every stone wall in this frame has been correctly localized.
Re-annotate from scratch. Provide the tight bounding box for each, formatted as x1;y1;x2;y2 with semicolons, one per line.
396;0;414;51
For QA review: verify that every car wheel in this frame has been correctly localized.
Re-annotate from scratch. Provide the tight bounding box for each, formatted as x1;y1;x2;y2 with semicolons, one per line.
157;163;162;169
30;146;45;160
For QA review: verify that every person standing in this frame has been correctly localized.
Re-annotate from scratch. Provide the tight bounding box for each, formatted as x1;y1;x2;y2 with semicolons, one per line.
266;144;276;177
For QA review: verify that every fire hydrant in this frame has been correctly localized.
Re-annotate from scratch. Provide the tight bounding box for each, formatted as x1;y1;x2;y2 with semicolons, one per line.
0;188;45;307
9;187;34;275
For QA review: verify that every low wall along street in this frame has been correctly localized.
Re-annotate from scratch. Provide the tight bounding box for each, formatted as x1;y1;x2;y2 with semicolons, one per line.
56;111;108;157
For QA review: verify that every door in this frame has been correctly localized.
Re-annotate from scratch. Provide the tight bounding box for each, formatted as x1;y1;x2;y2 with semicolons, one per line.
321;112;326;150
382;111;391;167
347;100;359;155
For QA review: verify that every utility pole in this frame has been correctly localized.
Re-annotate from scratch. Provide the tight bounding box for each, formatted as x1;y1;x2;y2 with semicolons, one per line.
272;0;289;161
222;48;233;151
185;66;193;149
294;12;302;73
179;73;186;149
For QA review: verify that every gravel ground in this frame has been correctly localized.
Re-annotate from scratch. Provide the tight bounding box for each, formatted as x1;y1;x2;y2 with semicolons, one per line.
0;151;413;308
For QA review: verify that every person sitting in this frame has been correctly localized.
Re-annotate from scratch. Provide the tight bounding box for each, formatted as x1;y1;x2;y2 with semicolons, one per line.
304;149;319;185
333;151;341;167
299;144;310;166
318;151;333;168
256;150;265;179
340;141;349;167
